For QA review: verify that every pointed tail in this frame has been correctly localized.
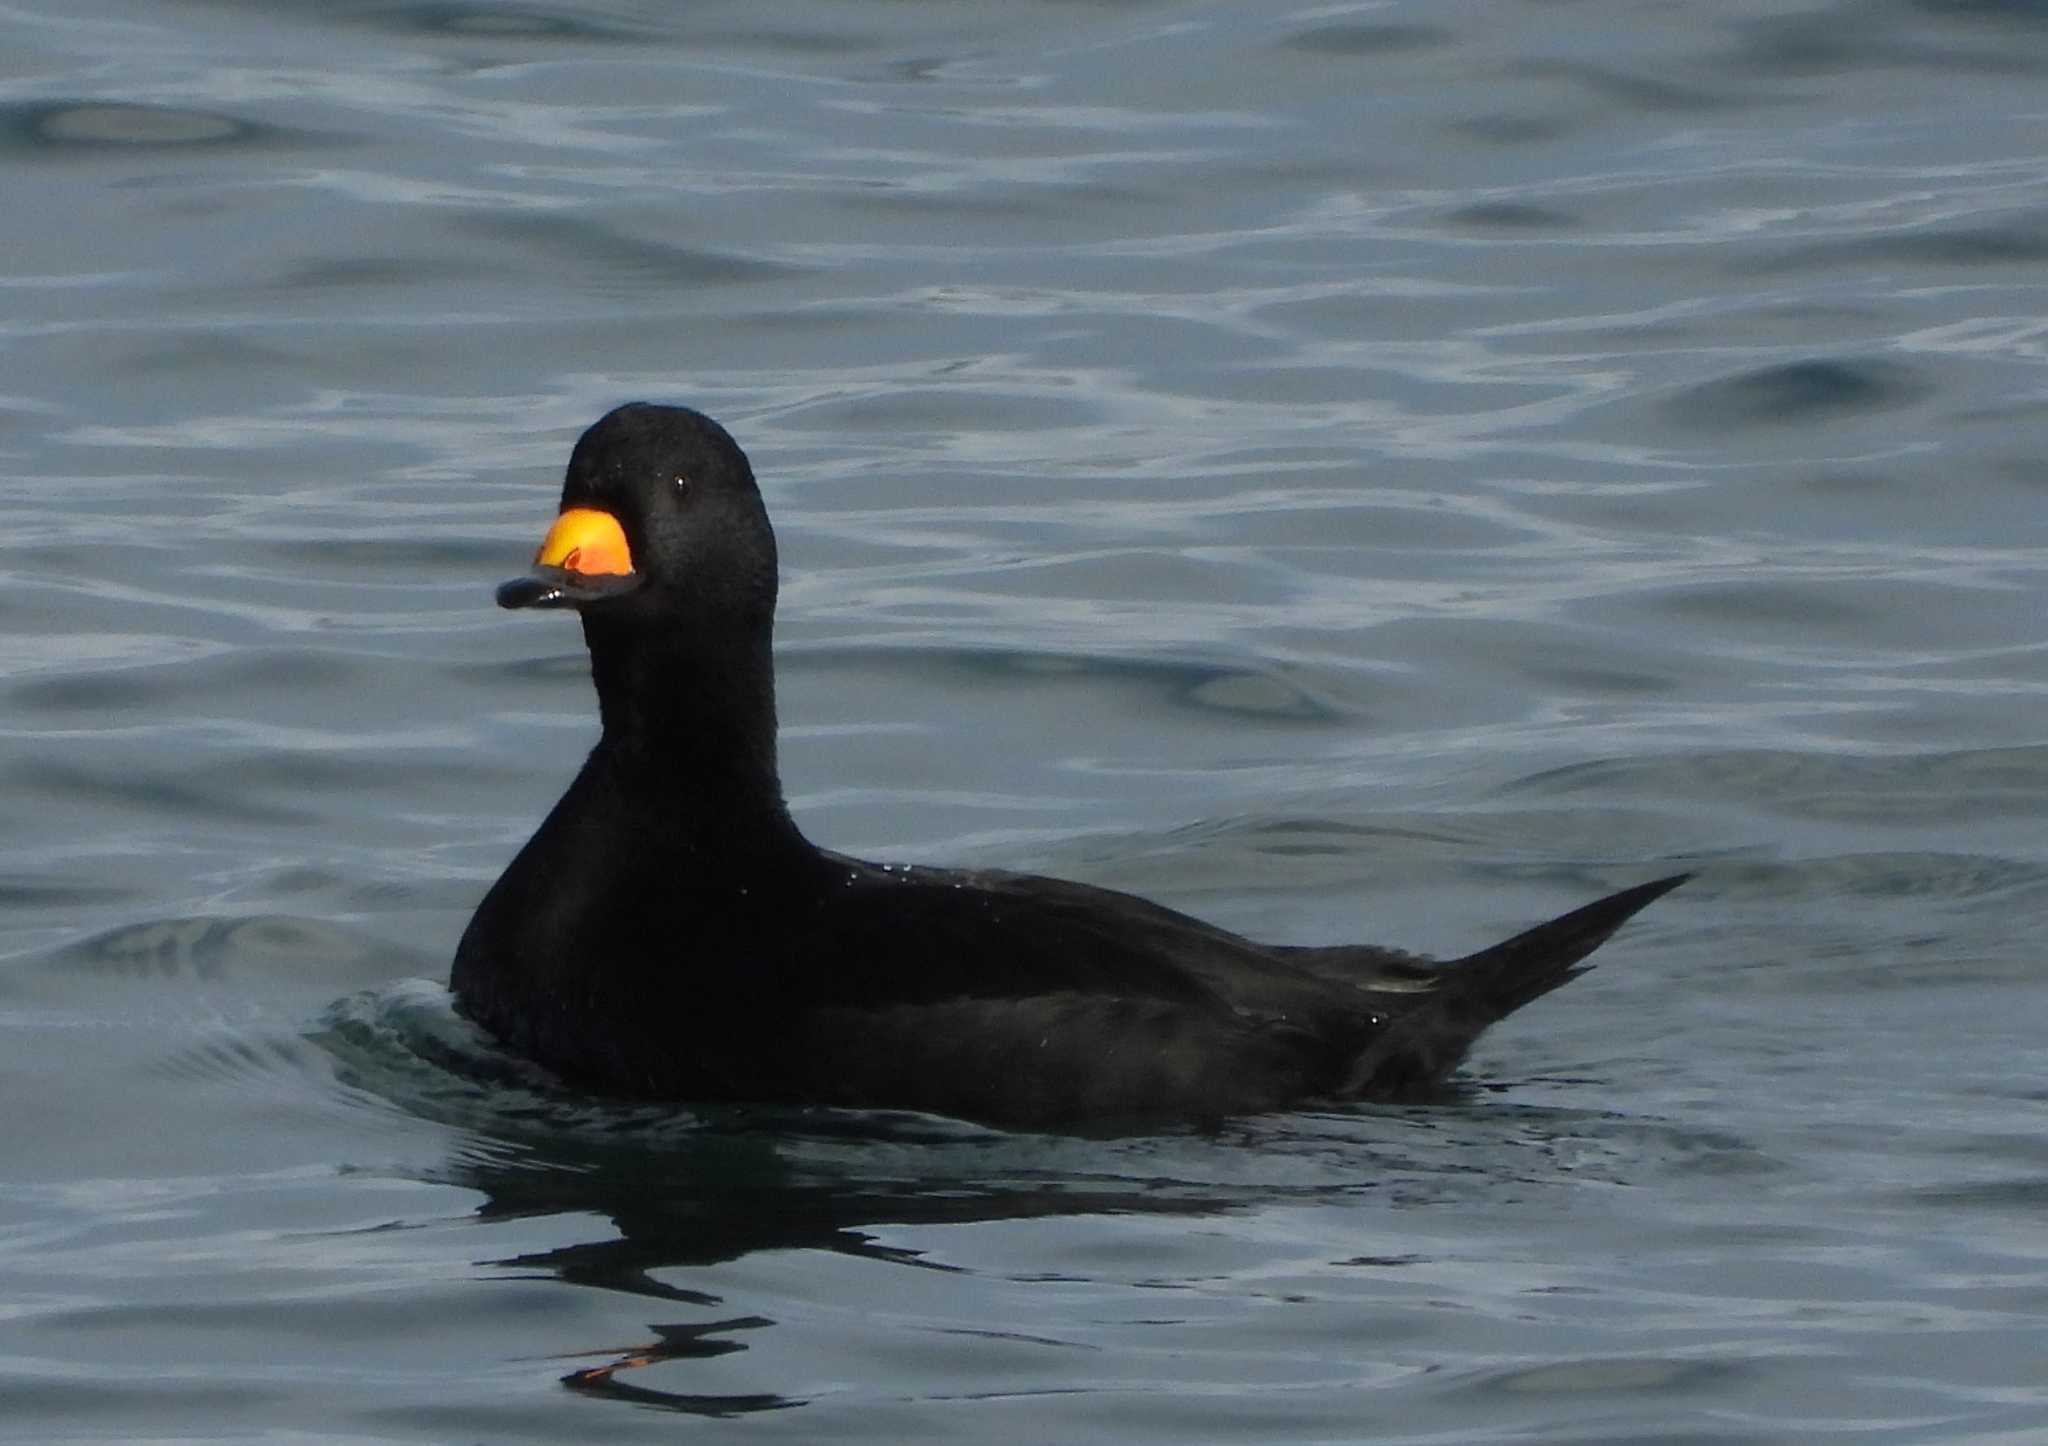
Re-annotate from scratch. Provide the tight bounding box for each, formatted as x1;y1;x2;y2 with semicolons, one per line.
1342;873;1690;1097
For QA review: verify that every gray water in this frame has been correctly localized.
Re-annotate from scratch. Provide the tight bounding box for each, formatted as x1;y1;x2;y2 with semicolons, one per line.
3;1;2045;1440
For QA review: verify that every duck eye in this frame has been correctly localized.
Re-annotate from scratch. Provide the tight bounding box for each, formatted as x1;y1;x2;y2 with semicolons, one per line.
672;474;691;497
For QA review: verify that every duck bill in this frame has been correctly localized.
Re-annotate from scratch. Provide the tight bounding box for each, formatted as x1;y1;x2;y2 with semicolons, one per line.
497;506;643;610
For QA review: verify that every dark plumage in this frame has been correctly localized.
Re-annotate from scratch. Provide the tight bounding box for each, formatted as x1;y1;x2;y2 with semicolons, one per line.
452;403;1686;1129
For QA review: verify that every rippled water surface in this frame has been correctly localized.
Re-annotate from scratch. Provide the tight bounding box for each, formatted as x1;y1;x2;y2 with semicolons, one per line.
4;1;2046;1440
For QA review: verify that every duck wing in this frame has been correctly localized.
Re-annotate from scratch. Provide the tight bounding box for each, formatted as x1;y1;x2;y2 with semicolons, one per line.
795;856;1372;1023
729;860;1369;1125
764;867;1688;1119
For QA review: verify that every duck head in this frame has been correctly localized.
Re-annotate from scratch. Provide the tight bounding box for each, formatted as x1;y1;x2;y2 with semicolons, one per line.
497;401;778;637
495;403;793;795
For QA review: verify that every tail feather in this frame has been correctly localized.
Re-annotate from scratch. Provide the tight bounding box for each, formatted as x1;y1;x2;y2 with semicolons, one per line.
1341;873;1690;1097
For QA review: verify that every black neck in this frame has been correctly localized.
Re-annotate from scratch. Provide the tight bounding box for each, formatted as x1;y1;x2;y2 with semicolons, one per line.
580;611;810;869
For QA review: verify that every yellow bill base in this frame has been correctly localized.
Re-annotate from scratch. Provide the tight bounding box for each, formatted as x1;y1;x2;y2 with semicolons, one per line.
536;507;635;577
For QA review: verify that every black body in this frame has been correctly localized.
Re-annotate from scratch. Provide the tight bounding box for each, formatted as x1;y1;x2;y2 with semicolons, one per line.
452;403;1686;1129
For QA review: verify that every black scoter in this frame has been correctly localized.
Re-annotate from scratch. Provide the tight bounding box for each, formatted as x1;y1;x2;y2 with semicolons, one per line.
452;403;1686;1129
